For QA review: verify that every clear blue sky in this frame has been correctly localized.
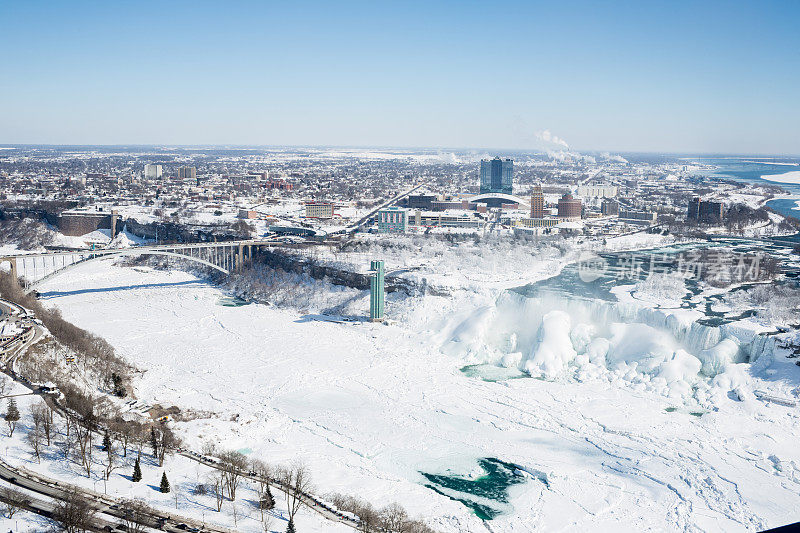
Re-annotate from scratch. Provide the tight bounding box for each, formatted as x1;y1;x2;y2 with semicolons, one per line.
1;0;798;154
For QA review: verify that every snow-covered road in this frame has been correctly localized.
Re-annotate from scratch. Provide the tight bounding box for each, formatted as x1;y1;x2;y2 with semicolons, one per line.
38;261;800;532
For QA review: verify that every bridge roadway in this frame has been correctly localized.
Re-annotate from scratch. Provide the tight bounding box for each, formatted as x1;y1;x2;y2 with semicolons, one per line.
0;483;141;533
0;299;43;366
0;456;234;532
0;237;285;261
1;237;298;293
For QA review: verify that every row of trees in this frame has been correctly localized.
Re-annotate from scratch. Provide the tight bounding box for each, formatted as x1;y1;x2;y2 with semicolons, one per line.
199;451;436;533
5;375;437;533
327;493;437;533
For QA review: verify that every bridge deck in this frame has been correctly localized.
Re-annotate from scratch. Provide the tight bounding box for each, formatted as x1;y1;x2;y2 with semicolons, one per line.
0;238;282;260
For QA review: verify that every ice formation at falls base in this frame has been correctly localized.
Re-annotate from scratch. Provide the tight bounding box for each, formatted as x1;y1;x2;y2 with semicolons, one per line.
442;291;775;405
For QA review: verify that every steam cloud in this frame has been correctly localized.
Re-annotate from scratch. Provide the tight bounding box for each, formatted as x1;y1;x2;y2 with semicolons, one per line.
535;130;570;149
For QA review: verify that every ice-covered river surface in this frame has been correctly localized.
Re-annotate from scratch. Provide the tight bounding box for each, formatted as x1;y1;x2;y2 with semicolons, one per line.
38;251;800;532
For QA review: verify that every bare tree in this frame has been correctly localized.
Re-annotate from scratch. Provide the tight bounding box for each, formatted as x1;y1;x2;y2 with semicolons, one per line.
110;417;140;458
278;462;312;531
57;426;74;461
64;411;75;439
130;424;148;457
31;400;43;431
118;498;151;533
0;487;26;518
74;425;93;478
380;502;410;532
50;489;97;533
32;400;53;446
404;519;437;533
261;512;273;533
328;494;425;533
354;500;380;533
201;440;217;456
219;450;248;501
26;424;44;462
210;472;225;512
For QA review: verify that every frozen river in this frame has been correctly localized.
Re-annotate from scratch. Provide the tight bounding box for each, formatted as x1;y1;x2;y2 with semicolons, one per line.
37;258;800;532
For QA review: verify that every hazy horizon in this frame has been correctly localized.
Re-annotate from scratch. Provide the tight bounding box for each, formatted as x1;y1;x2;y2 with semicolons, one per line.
2;144;799;159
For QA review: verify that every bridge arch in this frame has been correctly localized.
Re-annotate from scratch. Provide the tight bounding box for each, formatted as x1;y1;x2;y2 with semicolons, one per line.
24;249;230;294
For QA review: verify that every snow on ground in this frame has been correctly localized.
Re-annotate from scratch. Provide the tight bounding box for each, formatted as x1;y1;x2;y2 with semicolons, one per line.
31;259;800;532
0;244;23;256
0;374;349;533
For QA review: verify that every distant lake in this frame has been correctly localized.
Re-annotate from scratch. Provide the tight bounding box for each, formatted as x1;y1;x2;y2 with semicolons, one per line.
685;156;800;218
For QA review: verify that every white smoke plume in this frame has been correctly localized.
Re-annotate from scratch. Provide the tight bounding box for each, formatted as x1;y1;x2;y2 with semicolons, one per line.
547;150;596;165
599;152;628;164
535;130;570;149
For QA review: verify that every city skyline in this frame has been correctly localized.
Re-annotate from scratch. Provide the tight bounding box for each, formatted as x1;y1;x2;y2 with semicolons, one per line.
1;1;799;154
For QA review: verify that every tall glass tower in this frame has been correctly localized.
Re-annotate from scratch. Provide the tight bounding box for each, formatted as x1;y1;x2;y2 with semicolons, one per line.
369;260;385;322
479;157;513;195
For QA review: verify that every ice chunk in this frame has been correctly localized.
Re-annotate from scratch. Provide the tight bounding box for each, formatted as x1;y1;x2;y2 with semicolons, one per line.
711;363;753;401
501;351;522;368
606;323;674;373
570;323;595;354
441;306;496;358
657;349;702;385
698;338;740;377
520;310;576;378
585;337;611;365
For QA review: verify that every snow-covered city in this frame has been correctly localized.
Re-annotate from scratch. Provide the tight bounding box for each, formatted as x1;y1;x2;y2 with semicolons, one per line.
2;144;800;533
2;2;800;532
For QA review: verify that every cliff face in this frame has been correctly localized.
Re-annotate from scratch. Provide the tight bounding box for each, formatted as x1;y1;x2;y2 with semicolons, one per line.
255;249;445;296
120;218;243;243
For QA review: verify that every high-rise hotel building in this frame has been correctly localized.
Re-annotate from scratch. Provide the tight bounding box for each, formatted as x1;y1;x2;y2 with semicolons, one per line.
530;184;544;218
479;157;513;195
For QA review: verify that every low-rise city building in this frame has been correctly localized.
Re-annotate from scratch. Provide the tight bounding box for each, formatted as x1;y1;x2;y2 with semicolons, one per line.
376;206;408;233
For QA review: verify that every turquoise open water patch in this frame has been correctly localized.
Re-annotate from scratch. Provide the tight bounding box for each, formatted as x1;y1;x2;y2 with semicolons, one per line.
420;458;530;520
460;364;526;382
218;296;249;307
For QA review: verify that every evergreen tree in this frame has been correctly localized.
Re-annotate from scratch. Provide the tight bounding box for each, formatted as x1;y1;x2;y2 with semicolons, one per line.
110;373;126;397
260;484;275;509
5;399;20;436
132;455;142;482
159;471;170;493
286;519;296;533
102;432;111;451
